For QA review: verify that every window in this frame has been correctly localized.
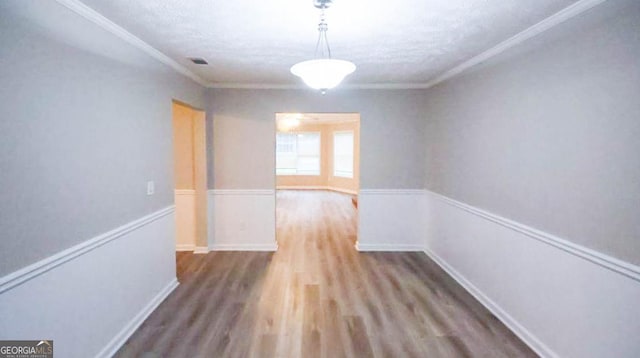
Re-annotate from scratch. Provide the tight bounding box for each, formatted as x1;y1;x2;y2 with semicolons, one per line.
333;131;354;178
276;132;321;175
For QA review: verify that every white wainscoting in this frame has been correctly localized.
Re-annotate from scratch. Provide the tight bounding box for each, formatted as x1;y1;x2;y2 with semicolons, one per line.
175;189;196;251
423;190;640;358
208;190;277;251
356;189;425;251
0;207;178;358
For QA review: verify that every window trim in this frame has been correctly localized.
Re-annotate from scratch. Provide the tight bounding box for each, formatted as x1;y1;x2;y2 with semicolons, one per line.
276;131;322;176
332;130;354;178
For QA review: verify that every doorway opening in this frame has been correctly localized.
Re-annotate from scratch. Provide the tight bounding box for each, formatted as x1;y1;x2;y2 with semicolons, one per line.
274;113;361;254
172;101;208;260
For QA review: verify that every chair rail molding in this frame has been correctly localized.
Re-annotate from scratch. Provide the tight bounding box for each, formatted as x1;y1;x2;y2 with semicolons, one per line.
426;190;640;282
0;206;175;294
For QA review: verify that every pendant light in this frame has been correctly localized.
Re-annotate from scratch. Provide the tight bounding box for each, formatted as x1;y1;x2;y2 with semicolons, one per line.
290;0;356;94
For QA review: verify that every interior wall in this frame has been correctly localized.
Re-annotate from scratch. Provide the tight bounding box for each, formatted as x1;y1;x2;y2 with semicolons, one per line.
276;118;360;193
422;0;640;265
0;1;206;355
0;1;206;275
209;89;426;190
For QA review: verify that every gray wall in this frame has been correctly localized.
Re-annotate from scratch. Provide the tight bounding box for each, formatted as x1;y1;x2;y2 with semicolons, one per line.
208;89;426;190
423;0;640;265
0;1;206;276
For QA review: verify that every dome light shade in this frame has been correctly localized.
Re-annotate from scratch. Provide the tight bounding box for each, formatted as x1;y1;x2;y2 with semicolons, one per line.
290;59;356;90
290;0;355;93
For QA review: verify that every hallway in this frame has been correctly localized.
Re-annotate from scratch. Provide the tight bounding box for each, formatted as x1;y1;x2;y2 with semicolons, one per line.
115;190;534;357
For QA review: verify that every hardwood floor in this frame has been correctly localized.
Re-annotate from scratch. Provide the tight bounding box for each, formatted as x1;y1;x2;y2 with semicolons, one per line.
115;190;536;357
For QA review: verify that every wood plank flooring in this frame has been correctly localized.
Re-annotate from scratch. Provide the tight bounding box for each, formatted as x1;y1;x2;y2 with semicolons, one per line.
115;190;536;357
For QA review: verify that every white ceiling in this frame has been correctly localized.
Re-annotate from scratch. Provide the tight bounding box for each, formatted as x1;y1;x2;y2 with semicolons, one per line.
77;0;579;87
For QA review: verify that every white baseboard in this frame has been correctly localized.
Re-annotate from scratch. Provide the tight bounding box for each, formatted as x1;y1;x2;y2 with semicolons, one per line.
175;244;195;252
201;186;640;356
423;248;552;357
210;243;278;251
208;190;276;251
276;186;358;195
424;190;640;357
95;279;178;358
326;186;358;195
0;208;178;358
174;190;196;251
276;185;326;190
355;242;423;252
193;246;209;254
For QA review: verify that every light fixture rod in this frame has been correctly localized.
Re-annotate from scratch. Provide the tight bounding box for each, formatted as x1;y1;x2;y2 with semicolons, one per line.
290;0;356;93
314;10;332;59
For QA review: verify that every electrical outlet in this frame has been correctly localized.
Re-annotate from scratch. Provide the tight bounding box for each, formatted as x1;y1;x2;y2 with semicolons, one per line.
146;181;155;195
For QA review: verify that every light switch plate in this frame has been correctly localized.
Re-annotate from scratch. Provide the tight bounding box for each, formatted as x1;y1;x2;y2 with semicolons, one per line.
146;181;155;195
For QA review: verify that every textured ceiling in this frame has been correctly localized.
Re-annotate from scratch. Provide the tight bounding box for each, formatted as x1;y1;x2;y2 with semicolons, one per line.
78;0;579;86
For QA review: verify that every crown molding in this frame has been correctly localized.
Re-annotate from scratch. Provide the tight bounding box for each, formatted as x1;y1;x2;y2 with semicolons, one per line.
207;0;607;91
422;0;608;89
55;0;606;91
54;0;208;87
208;83;305;89
343;83;433;90
207;82;442;90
